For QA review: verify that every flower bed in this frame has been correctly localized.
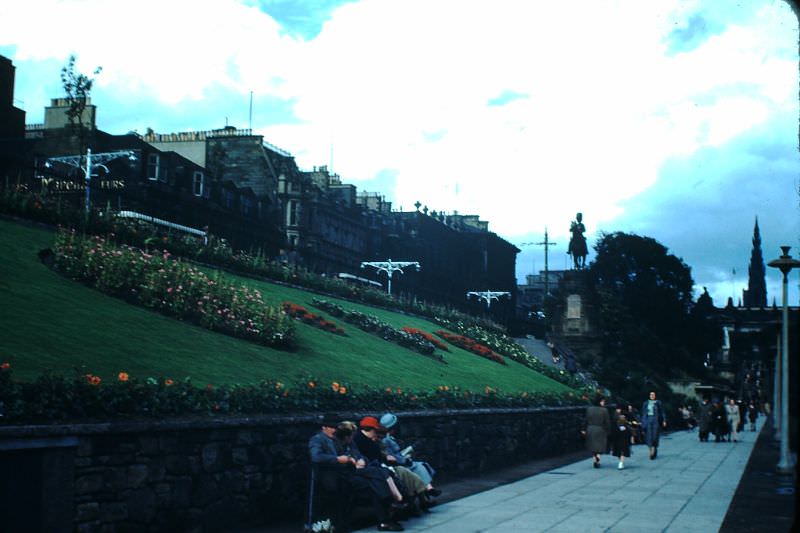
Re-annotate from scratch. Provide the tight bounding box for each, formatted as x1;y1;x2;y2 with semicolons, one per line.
311;299;445;363
435;331;506;365
401;327;449;351
0;363;584;423
282;302;346;336
51;229;295;349
435;318;590;389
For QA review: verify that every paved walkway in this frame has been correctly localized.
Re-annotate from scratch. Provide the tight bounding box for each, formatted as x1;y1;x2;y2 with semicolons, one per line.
361;423;764;533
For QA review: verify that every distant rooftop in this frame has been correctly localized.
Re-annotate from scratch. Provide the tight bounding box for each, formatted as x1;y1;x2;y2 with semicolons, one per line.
142;126;292;158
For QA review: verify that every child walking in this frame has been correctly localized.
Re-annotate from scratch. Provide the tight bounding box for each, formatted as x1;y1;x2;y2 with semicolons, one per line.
612;414;634;470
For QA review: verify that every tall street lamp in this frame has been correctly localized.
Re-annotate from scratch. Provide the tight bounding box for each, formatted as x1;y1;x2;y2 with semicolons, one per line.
360;259;420;295
767;245;800;474
45;148;137;216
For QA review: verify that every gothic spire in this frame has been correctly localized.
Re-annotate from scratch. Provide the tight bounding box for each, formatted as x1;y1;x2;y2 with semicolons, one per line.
743;217;767;307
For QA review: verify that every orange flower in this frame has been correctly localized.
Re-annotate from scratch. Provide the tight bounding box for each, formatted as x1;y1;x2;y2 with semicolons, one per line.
308;381;316;389
332;381;340;392
282;391;289;397
339;387;347;395
0;362;10;370
165;379;174;386
118;372;129;382
86;374;101;386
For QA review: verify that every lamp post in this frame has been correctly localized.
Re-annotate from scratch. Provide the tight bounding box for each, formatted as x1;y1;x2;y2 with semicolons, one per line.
767;246;800;474
521;228;558;299
466;290;510;309
45;148;136;216
360;259;420;295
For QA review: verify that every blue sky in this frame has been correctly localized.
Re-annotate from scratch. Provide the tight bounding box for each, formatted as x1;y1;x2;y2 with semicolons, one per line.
1;0;798;305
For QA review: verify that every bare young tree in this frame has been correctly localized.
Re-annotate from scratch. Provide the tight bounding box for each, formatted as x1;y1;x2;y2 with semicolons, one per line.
60;54;102;152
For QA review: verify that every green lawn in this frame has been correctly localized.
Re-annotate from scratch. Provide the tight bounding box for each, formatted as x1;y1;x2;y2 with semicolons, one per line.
0;218;570;393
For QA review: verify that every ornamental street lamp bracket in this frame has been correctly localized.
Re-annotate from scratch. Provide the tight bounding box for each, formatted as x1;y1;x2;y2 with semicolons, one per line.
360;259;421;294
467;290;510;309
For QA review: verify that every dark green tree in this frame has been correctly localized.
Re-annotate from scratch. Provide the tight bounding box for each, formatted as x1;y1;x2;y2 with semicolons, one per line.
588;232;718;403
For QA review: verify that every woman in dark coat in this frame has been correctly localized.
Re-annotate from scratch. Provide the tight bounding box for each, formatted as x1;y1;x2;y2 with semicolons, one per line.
583;395;611;468
640;391;666;459
698;397;712;442
611;414;634;470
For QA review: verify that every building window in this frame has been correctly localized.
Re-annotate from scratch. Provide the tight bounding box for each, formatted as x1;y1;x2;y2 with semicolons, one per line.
147;154;159;181
192;171;204;197
287;199;299;226
241;196;253;217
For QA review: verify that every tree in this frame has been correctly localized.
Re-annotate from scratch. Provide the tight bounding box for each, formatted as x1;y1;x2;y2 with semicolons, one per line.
587;232;718;400
60;54;102;152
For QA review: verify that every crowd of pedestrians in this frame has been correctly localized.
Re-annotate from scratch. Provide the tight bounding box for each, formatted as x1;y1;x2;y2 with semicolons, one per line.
582;390;764;471
308;413;441;532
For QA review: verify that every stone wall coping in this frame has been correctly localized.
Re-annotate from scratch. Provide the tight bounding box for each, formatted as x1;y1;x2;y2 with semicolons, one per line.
0;405;585;440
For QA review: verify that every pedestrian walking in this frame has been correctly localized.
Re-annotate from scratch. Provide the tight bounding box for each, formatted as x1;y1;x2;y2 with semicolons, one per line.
698;397;712;442
611;414;634;470
725;398;741;442
710;399;727;442
640;391;666;459
582;395;611;468
748;401;758;431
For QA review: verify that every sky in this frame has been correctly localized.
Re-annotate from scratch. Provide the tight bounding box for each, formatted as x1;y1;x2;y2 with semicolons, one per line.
2;0;799;306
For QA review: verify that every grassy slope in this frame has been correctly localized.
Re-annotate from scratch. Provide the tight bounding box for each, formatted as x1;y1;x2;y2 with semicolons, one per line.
0;218;569;393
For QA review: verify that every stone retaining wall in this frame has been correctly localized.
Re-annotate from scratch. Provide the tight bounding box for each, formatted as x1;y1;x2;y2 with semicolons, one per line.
0;406;585;532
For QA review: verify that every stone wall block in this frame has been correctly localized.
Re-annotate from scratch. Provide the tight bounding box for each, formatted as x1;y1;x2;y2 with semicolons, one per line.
77;438;93;457
127;487;157;523
232;446;248;465
99;501;128;522
164;454;191;475
138;435;159;455
220;470;245;494
172;477;192;508
76;521;101;533
159;435;179;453
154;482;172;508
202;442;231;473
236;430;255;445
188;455;202;474
76;502;100;522
127;464;149;488
76;474;104;494
190;475;219;507
105;467;128;491
146;457;166;482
